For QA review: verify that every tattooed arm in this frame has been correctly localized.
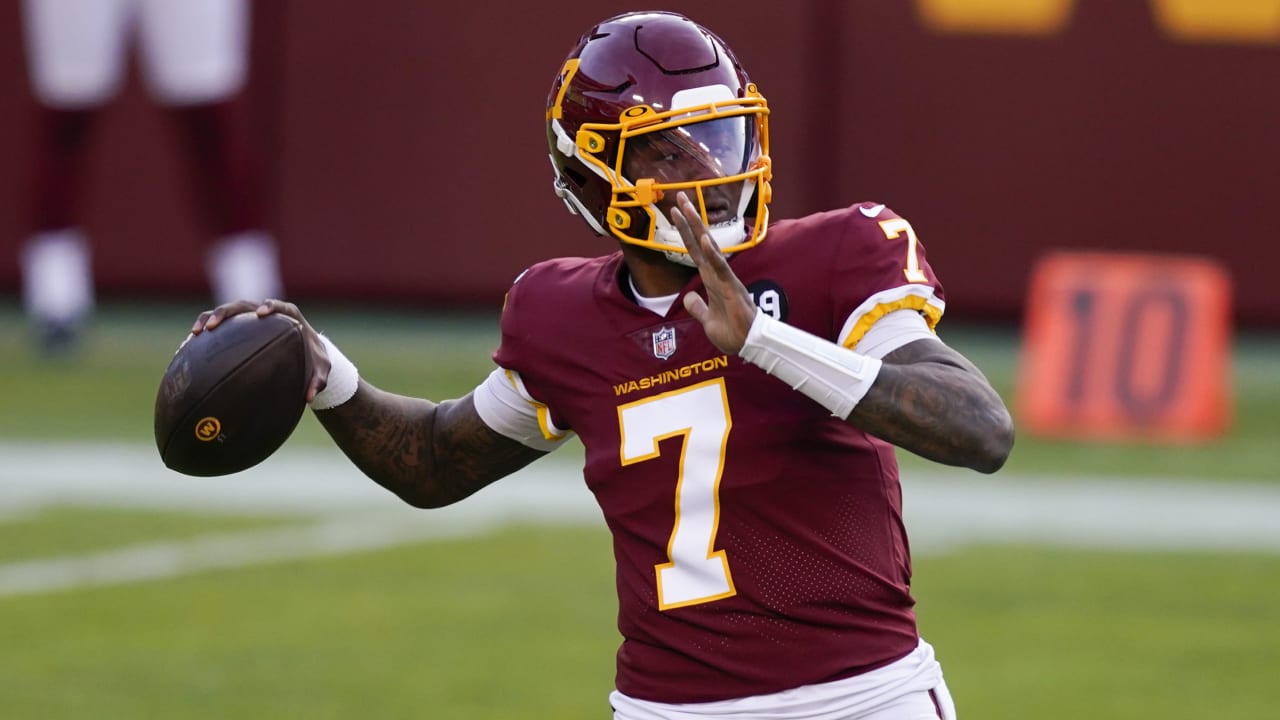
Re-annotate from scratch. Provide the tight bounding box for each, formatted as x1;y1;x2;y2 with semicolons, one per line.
850;339;1014;473
190;299;545;509
314;383;546;508
670;193;1013;474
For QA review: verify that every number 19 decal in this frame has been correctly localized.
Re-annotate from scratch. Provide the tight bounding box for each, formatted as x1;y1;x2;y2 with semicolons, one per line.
618;379;736;610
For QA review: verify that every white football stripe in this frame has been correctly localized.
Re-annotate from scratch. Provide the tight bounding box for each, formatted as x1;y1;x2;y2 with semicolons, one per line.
2;441;1280;597
0;512;498;597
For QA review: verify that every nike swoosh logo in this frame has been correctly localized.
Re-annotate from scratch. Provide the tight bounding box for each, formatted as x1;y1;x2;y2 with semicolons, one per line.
859;204;886;218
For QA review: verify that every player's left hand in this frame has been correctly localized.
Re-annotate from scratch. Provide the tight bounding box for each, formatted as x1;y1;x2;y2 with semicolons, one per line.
671;192;757;355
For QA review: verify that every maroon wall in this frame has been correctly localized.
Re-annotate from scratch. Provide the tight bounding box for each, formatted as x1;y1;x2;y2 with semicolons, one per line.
1;1;1277;324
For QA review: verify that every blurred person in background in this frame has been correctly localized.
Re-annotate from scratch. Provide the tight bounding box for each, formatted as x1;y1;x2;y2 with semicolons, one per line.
194;11;1014;719
19;0;282;354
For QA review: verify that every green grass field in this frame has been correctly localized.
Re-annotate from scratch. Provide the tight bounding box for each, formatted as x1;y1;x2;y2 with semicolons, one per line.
1;298;1278;719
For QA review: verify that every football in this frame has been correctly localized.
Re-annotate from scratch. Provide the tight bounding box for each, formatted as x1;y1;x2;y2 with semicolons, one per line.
154;312;312;477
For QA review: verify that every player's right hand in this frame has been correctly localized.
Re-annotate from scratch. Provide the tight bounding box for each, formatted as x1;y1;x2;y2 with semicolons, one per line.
191;299;333;403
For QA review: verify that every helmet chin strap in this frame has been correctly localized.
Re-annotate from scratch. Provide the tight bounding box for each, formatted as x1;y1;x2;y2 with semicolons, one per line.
652;216;745;267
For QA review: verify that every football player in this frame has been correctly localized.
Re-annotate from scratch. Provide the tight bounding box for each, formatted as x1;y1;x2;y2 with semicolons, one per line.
19;0;283;353
194;11;1014;719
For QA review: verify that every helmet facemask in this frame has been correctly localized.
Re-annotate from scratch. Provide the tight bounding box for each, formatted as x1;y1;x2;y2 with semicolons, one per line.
550;82;772;265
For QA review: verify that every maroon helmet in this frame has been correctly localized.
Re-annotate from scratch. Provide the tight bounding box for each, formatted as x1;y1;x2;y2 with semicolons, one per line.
546;11;772;264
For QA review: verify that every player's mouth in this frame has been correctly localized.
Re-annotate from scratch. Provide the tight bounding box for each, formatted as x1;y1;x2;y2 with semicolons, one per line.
703;198;735;226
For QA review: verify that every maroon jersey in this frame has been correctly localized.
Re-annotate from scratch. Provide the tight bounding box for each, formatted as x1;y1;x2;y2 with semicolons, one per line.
492;202;946;703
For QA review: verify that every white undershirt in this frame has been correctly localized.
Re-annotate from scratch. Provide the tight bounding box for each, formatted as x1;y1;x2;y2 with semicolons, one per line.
629;276;679;315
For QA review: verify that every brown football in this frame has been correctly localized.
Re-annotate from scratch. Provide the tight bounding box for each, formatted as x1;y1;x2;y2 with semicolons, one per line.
154;312;312;477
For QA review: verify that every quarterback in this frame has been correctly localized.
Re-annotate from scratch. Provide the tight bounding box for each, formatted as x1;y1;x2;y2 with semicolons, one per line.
193;11;1014;719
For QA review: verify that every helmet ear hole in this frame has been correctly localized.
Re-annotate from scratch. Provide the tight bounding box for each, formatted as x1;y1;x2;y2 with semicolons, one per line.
562;165;587;188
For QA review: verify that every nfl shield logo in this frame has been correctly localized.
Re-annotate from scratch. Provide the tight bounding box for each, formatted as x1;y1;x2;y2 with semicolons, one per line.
652;327;677;360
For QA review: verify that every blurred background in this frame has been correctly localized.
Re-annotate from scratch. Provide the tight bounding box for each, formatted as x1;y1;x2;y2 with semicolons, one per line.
1;0;1277;321
0;1;1277;718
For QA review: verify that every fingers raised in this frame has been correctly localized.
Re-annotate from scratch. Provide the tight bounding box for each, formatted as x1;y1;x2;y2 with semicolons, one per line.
682;290;710;322
670;194;703;262
672;192;735;284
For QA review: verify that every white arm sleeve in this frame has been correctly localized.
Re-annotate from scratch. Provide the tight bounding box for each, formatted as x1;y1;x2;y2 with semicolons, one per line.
740;310;882;418
472;367;574;452
739;308;947;419
852;308;943;358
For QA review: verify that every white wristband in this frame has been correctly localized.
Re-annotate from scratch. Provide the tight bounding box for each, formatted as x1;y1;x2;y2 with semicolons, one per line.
739;308;882;418
310;334;359;410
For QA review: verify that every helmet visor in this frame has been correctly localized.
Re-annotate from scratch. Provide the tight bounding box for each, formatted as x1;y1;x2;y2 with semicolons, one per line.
622;116;758;185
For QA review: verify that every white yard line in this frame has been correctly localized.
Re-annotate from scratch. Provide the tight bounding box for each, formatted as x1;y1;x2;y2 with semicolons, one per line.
1;441;1279;597
0;511;497;597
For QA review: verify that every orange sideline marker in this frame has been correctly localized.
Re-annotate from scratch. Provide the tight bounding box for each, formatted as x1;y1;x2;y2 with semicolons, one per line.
1017;251;1232;442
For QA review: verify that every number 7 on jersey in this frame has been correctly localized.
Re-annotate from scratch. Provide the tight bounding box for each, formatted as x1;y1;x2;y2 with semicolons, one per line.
617;379;737;610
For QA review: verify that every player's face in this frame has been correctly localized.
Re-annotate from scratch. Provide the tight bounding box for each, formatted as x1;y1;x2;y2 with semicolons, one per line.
622;117;753;224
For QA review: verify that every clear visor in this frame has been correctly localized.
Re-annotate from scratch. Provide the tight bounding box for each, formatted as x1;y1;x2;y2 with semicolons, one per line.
622;116;758;185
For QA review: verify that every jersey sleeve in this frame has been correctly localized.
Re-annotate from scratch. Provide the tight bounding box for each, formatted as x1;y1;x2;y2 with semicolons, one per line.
482;264;576;449
472;367;575;451
830;203;947;349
